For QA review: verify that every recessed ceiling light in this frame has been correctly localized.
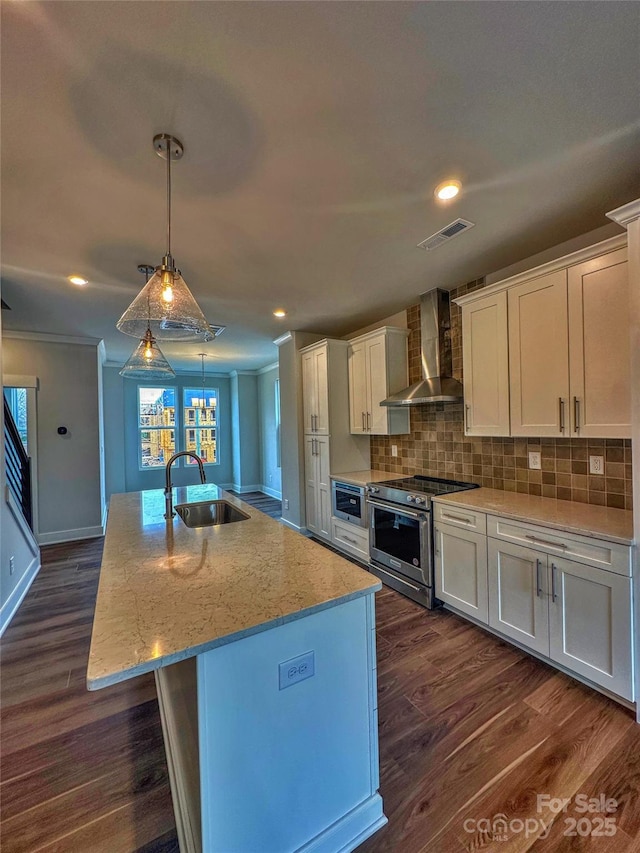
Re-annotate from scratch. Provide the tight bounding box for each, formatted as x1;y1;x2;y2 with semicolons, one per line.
273;309;287;318
434;180;461;201
68;275;88;286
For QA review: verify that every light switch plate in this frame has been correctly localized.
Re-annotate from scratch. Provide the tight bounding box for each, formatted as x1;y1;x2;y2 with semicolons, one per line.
391;445;398;457
589;455;604;475
528;451;541;470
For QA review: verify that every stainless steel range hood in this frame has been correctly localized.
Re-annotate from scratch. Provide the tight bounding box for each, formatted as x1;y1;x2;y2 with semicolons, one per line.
381;289;464;406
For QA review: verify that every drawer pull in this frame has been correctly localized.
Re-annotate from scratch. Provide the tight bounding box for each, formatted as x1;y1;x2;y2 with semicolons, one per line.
525;534;567;550
442;512;472;524
342;535;358;545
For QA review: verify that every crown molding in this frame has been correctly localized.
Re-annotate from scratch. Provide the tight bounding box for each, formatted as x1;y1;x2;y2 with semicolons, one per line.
273;331;293;347
454;234;627;307
607;199;640;228
257;361;278;375
2;330;102;346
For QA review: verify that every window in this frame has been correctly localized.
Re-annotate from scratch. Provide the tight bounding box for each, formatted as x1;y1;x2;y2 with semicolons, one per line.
138;387;176;468
183;388;218;465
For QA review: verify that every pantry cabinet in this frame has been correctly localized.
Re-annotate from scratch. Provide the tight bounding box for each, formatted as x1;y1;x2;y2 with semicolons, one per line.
456;235;630;439
304;434;331;539
347;327;410;436
300;339;370;540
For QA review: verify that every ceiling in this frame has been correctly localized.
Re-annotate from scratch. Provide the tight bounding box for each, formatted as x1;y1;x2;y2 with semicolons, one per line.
2;1;639;372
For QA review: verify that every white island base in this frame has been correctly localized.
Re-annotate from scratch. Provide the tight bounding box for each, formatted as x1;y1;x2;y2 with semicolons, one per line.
156;593;385;853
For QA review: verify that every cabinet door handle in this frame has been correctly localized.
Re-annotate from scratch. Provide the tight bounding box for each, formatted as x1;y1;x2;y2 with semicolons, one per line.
559;398;565;433
525;534;567;550
464;404;471;432
367;411;371;431
551;563;558;602
574;397;580;433
434;529;440;556
310;414;314;432
362;411;366;431
535;559;542;598
441;512;472;524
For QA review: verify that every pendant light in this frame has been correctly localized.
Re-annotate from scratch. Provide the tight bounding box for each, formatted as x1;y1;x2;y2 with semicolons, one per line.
116;134;225;342
119;265;176;380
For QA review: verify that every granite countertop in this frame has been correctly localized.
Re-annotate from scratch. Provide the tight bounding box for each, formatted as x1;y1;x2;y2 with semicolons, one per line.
87;485;379;690
433;488;634;546
330;470;392;487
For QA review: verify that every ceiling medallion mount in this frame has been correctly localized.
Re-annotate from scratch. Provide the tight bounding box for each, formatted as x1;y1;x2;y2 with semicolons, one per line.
153;133;184;161
116;133;225;342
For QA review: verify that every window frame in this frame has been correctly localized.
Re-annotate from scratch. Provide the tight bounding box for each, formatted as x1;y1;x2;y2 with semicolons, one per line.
182;386;220;467
137;386;177;471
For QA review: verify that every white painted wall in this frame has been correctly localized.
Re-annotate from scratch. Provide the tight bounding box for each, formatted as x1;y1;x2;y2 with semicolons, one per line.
258;364;281;499
0;309;41;634
2;335;104;544
230;371;261;492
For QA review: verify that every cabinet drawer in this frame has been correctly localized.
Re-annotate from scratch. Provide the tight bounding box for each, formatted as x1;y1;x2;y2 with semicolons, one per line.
487;515;631;576
434;503;487;534
331;518;369;561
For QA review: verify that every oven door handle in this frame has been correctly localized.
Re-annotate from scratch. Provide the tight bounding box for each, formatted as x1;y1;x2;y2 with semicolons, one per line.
367;498;425;520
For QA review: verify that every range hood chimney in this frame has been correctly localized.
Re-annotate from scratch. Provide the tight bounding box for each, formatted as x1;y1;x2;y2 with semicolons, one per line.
381;289;464;406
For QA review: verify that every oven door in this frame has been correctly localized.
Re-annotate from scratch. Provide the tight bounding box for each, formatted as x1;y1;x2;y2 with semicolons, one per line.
368;498;431;586
332;482;366;527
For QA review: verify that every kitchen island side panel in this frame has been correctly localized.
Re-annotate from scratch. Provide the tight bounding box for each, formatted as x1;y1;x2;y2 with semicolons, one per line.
197;593;384;853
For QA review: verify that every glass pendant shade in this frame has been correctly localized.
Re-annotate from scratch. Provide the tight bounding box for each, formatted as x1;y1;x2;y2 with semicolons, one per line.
117;268;223;342
119;329;176;380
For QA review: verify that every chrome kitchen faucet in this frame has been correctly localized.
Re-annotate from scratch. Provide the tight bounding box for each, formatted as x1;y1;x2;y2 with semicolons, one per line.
164;451;206;519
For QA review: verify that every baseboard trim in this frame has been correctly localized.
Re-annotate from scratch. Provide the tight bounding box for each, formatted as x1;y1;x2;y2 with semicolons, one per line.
0;554;40;638
297;794;386;853
260;485;282;500
230;484;263;494
280;517;311;535
38;524;105;545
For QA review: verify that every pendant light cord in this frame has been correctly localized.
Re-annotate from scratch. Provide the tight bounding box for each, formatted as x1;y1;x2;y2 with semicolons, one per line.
166;139;172;258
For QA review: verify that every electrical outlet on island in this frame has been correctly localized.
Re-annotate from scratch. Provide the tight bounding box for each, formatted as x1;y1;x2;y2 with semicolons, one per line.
528;451;541;470
589;456;604;475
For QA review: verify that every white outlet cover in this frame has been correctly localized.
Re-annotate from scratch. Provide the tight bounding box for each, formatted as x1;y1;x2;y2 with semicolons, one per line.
528;451;541;470
589;455;604;475
391;445;398;457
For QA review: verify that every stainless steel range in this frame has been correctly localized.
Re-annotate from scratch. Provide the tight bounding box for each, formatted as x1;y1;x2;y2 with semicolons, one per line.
367;475;479;608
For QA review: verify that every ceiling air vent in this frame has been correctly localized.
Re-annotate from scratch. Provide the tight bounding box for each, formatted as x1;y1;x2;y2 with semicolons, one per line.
417;218;476;251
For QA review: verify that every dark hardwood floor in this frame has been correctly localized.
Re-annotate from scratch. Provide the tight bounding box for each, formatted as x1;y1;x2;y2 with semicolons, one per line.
2;523;639;852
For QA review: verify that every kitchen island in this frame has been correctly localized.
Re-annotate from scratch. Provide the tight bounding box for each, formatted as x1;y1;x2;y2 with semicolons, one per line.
87;485;385;853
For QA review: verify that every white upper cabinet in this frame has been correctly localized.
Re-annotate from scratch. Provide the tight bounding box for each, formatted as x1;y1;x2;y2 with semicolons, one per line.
508;270;570;437
456;235;630;439
301;343;329;434
568;247;630;438
461;291;510;436
347;327;410;436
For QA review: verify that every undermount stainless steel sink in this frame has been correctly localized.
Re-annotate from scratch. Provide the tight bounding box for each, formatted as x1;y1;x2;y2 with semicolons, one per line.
175;500;250;528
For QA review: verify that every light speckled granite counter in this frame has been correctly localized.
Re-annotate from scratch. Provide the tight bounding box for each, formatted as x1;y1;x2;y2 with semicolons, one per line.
433;488;634;545
330;470;394;487
87;485;379;690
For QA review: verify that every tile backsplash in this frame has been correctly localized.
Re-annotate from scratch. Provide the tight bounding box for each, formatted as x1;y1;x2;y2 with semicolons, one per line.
370;285;633;511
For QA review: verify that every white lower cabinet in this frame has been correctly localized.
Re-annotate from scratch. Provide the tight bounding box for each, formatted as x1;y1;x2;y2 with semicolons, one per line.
434;522;488;622
487;537;633;701
488;539;550;656
304;435;331;540
433;499;634;704
331;517;369;563
548;555;633;701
